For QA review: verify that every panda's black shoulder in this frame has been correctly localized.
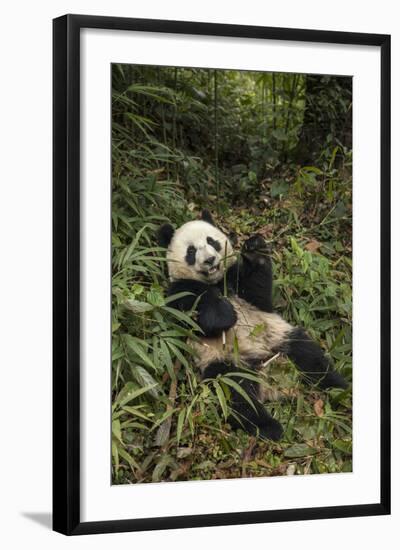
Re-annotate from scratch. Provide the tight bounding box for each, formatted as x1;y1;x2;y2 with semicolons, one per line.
167;279;210;295
167;279;211;310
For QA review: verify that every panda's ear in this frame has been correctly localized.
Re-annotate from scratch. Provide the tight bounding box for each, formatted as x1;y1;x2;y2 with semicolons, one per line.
157;224;174;247
228;231;238;247
201;209;215;226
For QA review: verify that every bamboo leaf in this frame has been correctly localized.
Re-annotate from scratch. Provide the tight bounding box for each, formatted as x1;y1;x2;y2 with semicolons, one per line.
121;406;152;422
176;407;186;445
117;445;141;470
220;377;257;412
115;383;159;408
159;338;175;379
131;365;160;398
124;334;157;370
284;444;318;458
213;381;228;419
162;306;201;331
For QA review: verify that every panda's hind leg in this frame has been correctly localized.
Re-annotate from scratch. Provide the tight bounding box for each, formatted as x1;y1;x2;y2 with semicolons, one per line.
281;327;348;390
202;361;283;441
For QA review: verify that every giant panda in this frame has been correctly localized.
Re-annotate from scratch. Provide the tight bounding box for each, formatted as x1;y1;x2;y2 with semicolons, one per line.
157;210;347;441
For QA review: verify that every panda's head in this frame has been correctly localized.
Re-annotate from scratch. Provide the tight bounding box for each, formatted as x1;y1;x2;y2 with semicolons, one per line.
157;210;236;283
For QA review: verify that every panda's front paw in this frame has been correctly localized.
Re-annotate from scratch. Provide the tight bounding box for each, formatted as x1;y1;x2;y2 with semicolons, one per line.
198;297;237;337
242;235;271;267
243;234;268;252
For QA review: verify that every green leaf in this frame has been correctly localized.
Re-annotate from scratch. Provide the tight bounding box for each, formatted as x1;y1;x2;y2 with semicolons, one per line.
284;444;318;458
162;306;201;331
112;419;122;443
332;439;352;455
332;201;347;219
117;445;141;470
164;291;195;305
120;420;148;430
302;166;323;175
131;283;144;295
270;180;289;198
159;338;175;379
166;340;189;369
146;289;165;307
115;382;158;408
220;377;257;412
176;407;186;445
121;406;152;422
124;335;157;370
249;323;266;337
272;128;287;141
152;454;176;483
213;381;228;419
130;366;160;398
165;337;197;355
225;371;261;384
112;440;119;471
150;408;178;431
112;322;121;333
124;299;153;313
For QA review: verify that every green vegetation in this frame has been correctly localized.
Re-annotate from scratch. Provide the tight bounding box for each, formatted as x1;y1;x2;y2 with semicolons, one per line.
111;65;352;484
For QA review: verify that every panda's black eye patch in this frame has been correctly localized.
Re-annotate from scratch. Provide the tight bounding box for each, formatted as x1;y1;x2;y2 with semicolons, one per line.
185;245;197;265
207;236;221;252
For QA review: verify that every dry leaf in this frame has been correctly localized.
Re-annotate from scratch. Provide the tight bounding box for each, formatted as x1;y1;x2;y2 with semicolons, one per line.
176;447;193;459
242;437;257;463
313;398;324;417
305;239;321;253
258;224;273;238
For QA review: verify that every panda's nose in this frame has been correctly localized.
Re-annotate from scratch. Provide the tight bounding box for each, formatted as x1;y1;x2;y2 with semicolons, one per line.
204;255;216;266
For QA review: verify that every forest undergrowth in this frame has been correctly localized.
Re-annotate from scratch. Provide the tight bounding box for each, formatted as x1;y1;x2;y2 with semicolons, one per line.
111;65;352;484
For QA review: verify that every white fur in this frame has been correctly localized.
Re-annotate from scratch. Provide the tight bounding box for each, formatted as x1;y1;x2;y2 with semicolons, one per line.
167;220;236;283
190;297;292;373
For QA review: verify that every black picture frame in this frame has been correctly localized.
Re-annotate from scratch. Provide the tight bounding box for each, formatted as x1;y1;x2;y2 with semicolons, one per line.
53;14;391;535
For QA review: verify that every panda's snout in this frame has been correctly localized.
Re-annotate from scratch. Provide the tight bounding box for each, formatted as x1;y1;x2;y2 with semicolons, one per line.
203;255;216;266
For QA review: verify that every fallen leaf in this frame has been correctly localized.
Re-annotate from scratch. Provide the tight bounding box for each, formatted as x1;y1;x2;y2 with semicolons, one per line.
258;224;273;238
242;437;257;463
305;239;321;253
177;447;193;459
314;399;324;417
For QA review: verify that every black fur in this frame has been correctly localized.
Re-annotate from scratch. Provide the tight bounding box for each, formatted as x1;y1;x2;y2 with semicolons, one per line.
202;361;283;441
223;234;273;312
185;245;197;265
284;327;348;389
197;289;237;337
207;236;222;252
167;279;209;311
201;209;215;226
157;223;174;247
202;361;232;378
167;280;237;337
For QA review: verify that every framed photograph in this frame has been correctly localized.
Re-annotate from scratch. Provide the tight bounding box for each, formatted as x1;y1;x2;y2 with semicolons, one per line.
53;14;391;535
